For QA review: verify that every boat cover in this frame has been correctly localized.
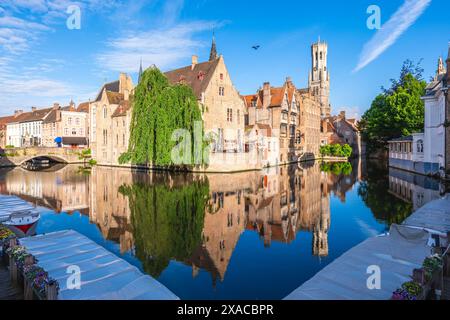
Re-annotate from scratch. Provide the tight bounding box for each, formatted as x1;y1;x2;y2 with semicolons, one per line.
19;230;179;300
403;194;450;234
0;195;37;223
285;224;431;300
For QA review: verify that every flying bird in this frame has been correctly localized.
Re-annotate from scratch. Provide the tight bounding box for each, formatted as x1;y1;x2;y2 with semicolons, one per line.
252;45;260;50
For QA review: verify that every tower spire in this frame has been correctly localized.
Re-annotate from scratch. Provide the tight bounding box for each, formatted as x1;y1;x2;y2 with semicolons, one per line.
437;56;445;77
209;32;218;61
138;58;143;83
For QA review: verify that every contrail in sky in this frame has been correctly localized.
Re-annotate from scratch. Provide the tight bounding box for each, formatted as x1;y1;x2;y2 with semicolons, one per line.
354;0;432;72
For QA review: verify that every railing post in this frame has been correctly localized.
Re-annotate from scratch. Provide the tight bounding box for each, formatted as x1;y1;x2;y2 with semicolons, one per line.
23;255;35;300
8;238;18;285
45;280;58;300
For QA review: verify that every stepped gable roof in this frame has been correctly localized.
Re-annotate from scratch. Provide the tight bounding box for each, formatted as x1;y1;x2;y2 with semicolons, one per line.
164;58;221;100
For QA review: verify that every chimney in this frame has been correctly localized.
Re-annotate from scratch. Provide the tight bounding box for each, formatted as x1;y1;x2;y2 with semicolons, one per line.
53;103;60;110
263;82;271;108
14;110;23;117
124;89;129;101
191;55;198;70
31;107;37;112
119;73;128;94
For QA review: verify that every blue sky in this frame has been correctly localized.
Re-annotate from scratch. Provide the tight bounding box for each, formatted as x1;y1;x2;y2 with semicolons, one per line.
0;0;449;117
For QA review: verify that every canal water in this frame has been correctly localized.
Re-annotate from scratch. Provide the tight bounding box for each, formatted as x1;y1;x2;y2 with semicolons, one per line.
0;159;442;299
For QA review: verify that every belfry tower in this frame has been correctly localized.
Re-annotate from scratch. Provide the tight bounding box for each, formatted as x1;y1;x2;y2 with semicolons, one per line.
308;39;331;118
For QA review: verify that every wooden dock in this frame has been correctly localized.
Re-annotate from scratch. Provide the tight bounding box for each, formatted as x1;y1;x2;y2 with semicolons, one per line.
0;264;22;300
17;230;179;300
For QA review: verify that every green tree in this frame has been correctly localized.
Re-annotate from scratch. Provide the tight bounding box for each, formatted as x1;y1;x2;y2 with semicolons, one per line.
341;144;353;158
357;160;413;225
320;145;331;157
119;176;209;277
360;60;427;153
119;67;206;168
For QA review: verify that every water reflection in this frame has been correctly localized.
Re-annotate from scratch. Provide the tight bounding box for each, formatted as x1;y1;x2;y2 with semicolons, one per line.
0;159;440;299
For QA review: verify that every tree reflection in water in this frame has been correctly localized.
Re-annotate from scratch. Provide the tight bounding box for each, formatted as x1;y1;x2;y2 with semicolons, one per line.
119;173;210;277
358;160;413;225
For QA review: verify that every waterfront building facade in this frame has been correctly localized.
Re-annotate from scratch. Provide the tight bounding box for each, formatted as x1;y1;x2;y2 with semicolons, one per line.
164;44;246;155
88;73;133;165
0;115;15;148
5;111;24;148
42;102;88;148
244;78;301;165
6;107;52;147
297;88;322;158
320;111;363;156
389;46;450;177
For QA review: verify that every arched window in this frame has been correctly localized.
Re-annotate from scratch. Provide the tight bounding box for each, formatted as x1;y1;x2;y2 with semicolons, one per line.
417;140;424;153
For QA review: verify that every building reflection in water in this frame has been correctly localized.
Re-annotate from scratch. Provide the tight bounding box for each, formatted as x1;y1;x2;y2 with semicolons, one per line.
0;158;371;285
388;167;441;211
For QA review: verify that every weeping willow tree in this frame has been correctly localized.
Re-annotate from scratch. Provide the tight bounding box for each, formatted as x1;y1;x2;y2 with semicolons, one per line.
119;67;206;168
119;177;210;277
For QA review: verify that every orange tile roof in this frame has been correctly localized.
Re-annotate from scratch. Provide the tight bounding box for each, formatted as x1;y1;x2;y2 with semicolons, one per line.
112;100;131;118
0;115;15;129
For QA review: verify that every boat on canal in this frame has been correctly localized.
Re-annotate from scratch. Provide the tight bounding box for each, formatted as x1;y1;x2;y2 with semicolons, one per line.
0;195;40;237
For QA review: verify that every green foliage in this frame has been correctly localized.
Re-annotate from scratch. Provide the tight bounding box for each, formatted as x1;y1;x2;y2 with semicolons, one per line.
360;60;427;153
120;67;206;168
321;162;353;176
357;160;413;225
341;144;353;158
78;148;96;167
119;178;209;277
320;144;352;158
5;145;14;149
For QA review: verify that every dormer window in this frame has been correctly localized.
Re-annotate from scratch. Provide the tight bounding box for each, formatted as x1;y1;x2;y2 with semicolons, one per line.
197;71;205;81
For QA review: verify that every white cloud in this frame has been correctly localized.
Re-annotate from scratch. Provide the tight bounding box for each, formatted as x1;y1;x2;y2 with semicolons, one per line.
97;21;221;73
0;15;50;31
354;0;432;72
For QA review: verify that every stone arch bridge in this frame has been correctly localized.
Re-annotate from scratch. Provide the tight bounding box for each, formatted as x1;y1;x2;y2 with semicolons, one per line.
0;147;85;166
